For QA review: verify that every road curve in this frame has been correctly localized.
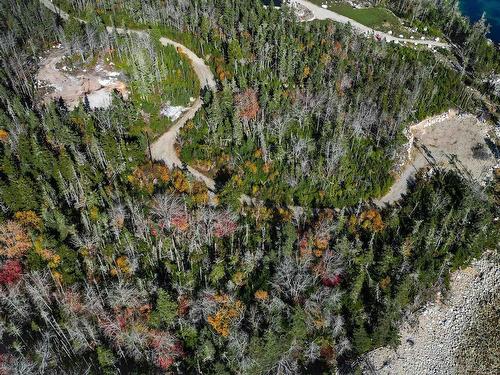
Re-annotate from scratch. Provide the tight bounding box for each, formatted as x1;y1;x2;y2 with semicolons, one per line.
374;111;457;206
290;0;449;48
41;0;460;206
151;38;216;191
40;0;70;19
40;0;217;191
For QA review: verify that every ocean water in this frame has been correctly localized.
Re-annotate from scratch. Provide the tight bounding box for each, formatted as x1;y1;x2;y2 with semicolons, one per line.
460;0;500;42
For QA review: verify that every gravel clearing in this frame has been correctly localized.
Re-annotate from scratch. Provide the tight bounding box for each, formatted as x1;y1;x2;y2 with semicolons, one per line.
290;0;449;48
376;113;498;205
36;46;128;110
362;251;500;374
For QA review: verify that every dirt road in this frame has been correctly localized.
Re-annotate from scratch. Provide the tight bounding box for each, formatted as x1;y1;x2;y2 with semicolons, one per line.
150;98;216;191
150;37;216;191
290;0;449;48
40;0;217;190
43;0;494;206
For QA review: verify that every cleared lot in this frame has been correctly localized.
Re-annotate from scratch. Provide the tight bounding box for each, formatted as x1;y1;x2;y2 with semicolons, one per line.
377;114;498;205
36;46;128;110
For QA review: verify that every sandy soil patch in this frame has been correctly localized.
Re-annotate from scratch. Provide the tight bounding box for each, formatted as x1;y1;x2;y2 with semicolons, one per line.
36;44;128;110
377;114;499;205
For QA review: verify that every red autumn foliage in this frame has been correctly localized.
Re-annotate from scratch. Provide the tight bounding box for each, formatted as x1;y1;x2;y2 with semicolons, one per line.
151;228;158;237
0;353;14;375
171;213;189;231
151;332;184;370
320;344;336;361
62;290;84;313
299;234;312;257
177;295;191;316
235;88;259;121
321;274;342;287
156;356;174;370
214;218;238;238
116;314;127;329
333;41;342;56
0;260;22;285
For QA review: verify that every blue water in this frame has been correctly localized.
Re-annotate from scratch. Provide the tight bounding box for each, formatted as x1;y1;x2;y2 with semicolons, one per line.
460;0;500;42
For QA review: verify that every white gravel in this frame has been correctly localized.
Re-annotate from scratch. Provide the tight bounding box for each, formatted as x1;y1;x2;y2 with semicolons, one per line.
160;105;186;121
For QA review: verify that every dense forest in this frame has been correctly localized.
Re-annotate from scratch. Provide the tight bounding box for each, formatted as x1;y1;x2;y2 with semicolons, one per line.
0;0;498;373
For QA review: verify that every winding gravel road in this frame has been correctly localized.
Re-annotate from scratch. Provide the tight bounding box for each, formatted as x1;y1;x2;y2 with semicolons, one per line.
150;38;216;191
42;0;464;204
291;0;449;48
40;0;217;190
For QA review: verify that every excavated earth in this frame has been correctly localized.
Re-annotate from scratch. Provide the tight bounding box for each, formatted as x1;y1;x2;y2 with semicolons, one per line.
36;45;128;110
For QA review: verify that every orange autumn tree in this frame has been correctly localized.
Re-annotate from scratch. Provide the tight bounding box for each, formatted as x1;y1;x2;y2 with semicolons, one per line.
0;129;8;142
128;163;170;194
358;209;384;233
0;220;32;258
254;290;269;301
207;294;244;337
110;255;133;276
235;88;259;122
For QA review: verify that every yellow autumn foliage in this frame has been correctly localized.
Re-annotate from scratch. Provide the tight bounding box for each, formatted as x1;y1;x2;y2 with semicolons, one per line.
0;129;8;141
116;255;132;274
14;211;42;229
172;169;190;193
48;254;61;269
303;65;311;78
254;290;269;301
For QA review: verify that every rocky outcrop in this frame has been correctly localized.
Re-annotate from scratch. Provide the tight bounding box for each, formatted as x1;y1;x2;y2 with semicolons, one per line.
361;251;499;374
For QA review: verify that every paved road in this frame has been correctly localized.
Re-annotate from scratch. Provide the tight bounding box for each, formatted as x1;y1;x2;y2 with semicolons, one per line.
290;0;449;48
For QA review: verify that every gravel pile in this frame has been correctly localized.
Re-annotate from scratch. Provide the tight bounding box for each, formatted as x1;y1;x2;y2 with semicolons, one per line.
362;251;499;374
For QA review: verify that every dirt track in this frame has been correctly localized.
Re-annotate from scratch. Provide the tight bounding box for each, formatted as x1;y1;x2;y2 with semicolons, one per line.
41;0;496;205
150;37;216;191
